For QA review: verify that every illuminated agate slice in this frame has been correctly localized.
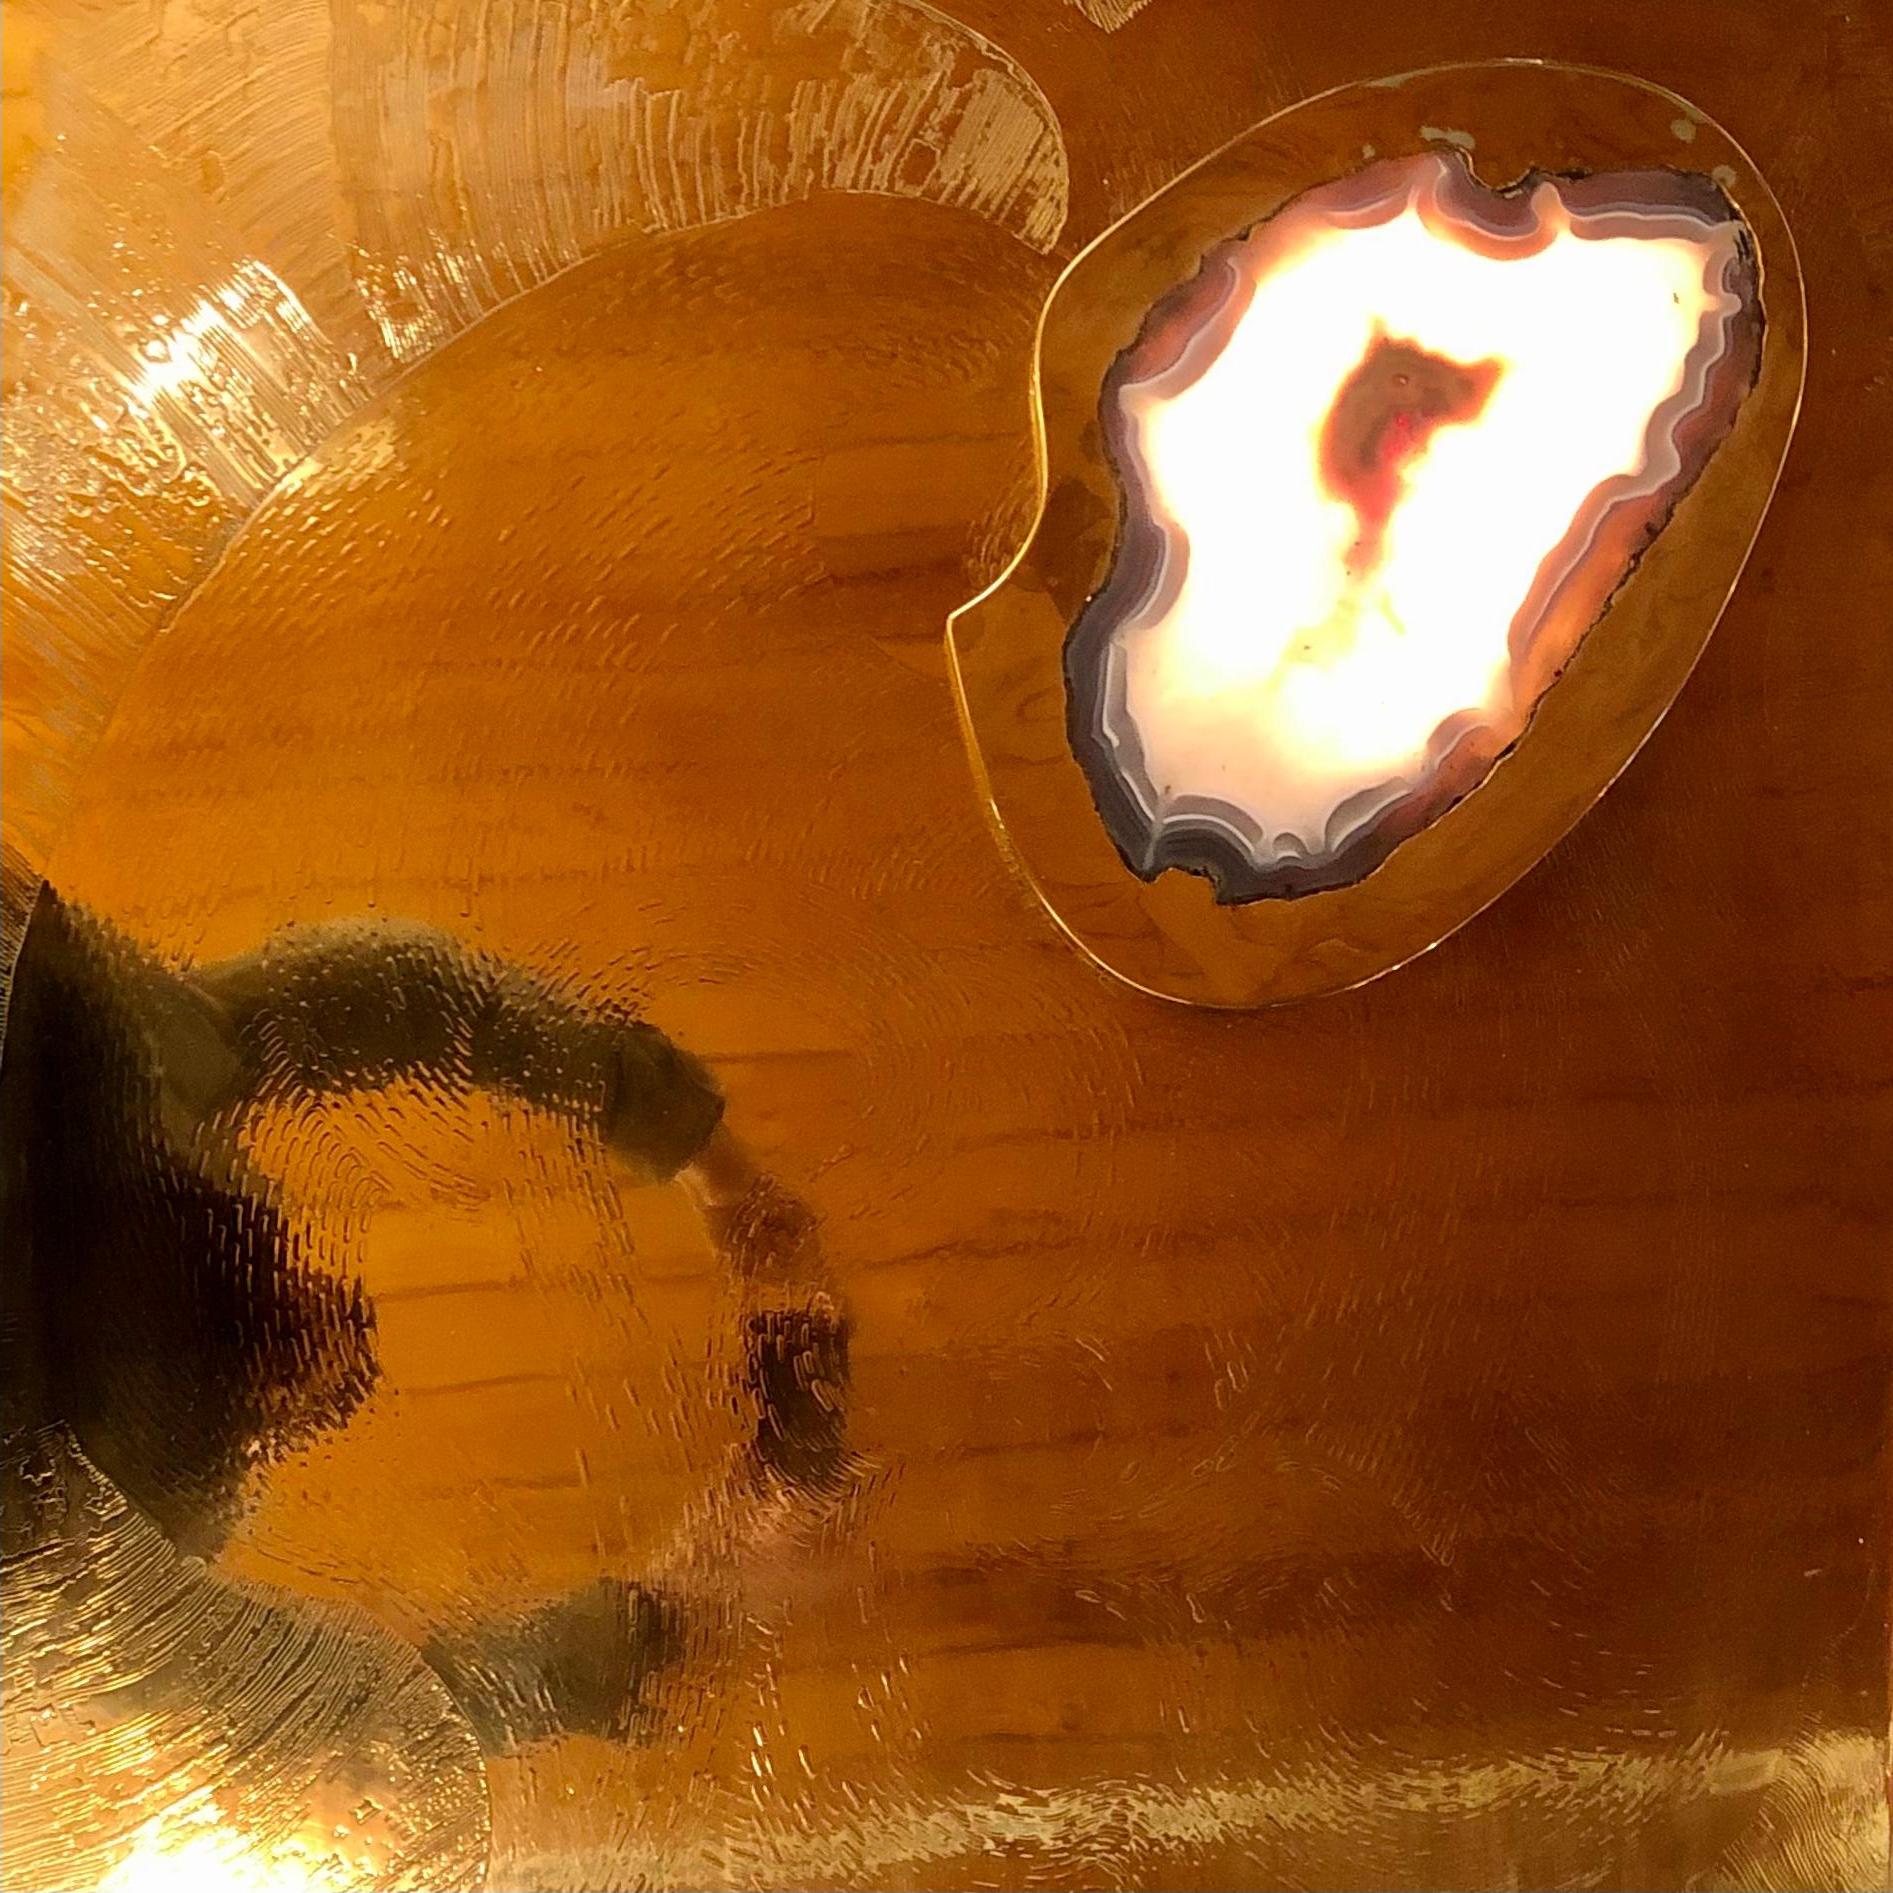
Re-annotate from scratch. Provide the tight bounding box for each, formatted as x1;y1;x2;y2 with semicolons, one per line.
1065;151;1763;902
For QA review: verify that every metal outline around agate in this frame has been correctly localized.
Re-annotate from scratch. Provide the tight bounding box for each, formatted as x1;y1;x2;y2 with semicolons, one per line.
945;60;1806;1010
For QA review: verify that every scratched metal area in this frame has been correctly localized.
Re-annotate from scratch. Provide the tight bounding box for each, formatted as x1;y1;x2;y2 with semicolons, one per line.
3;2;1889;1889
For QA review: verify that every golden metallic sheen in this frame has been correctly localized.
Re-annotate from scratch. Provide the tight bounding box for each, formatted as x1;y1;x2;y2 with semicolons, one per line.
3;8;1886;1892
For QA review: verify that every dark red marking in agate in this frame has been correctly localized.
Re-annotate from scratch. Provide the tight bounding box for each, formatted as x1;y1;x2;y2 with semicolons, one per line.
1318;332;1503;574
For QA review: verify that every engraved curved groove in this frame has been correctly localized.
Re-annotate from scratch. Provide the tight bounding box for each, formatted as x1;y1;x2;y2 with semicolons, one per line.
2;1434;489;1891
1065;151;1761;903
2;86;373;878
1;0;1068;905
331;0;1068;363
1066;0;1159;28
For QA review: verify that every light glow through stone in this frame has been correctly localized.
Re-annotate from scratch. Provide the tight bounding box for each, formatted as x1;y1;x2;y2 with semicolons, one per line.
1065;152;1762;900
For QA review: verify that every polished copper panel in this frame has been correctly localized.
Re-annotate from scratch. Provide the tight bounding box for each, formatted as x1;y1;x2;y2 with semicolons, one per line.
3;5;1888;1890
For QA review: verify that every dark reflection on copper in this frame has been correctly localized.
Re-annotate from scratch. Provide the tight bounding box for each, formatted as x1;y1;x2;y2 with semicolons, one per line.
422;1578;687;1755
2;890;741;1553
1;882;852;1865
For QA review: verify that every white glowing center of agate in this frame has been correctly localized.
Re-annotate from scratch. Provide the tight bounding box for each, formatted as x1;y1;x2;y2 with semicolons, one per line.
1072;156;1757;899
1132;202;1717;814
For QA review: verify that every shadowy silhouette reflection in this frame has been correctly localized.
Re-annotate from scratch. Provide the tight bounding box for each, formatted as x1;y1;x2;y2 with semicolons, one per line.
2;886;851;1754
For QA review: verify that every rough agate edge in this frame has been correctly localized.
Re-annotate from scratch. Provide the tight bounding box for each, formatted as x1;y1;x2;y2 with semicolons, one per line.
1064;151;1764;904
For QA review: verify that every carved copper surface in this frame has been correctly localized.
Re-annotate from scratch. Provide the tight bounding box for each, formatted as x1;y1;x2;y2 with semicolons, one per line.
3;4;1888;1889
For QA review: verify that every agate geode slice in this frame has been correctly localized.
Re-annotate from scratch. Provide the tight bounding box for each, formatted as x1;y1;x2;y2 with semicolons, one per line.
1065;151;1763;902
